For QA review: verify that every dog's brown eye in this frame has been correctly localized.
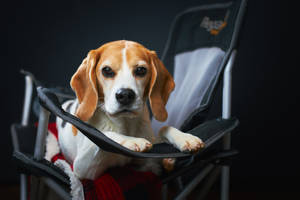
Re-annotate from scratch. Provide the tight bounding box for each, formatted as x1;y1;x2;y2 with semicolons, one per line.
102;66;115;78
134;66;147;77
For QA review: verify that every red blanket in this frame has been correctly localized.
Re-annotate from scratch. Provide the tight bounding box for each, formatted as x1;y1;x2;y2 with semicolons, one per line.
47;122;162;200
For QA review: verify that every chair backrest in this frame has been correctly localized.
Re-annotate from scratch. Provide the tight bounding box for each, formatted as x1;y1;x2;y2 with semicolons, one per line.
151;0;246;134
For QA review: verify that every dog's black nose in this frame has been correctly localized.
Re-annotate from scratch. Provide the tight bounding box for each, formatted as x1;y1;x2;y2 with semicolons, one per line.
115;88;136;106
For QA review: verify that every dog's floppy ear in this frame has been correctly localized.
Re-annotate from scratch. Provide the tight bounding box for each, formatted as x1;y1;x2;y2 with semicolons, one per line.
148;51;175;122
70;50;102;126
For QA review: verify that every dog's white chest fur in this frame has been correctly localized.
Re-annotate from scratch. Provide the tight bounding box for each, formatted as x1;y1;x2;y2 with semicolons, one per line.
57;100;155;180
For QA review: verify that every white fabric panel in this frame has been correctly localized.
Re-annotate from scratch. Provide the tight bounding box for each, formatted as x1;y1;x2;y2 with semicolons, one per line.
151;47;225;134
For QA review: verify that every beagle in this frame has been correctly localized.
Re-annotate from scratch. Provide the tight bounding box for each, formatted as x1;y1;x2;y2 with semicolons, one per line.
56;40;204;180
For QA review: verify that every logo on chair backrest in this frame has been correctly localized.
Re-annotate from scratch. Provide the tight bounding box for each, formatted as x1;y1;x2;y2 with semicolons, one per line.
200;11;230;35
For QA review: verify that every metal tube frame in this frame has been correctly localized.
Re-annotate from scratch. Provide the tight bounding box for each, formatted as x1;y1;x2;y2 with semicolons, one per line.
221;50;237;200
20;75;34;200
30;106;50;200
34;107;50;160
21;76;33;126
197;166;222;200
19;175;27;200
162;183;168;200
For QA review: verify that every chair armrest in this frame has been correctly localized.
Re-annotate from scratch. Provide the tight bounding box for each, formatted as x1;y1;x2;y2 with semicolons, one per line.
37;87;238;158
12;151;70;186
188;117;239;148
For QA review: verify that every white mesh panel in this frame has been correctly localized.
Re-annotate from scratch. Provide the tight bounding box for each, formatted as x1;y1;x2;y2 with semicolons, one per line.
151;47;225;134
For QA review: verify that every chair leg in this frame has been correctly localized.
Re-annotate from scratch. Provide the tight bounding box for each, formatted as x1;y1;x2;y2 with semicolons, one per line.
197;166;221;200
220;166;230;200
37;179;47;200
221;50;236;200
220;132;232;200
31;176;51;200
175;177;185;200
20;174;27;200
176;177;184;191
174;164;214;200
162;184;168;200
30;176;40;200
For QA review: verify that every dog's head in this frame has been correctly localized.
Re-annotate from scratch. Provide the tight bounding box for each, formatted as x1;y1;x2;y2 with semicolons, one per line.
71;40;174;123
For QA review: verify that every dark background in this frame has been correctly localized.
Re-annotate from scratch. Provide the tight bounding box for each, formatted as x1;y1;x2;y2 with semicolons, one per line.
1;0;297;199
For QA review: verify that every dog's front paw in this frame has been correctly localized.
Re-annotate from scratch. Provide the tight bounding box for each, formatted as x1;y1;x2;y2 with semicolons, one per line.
121;138;152;152
174;133;205;153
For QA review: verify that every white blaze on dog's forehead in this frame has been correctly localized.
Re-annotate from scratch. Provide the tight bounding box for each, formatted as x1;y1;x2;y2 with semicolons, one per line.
119;41;135;88
101;60;111;68
137;60;147;66
122;42;129;69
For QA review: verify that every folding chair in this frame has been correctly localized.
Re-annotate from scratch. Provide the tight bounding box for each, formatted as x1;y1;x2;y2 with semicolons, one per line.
11;0;247;199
